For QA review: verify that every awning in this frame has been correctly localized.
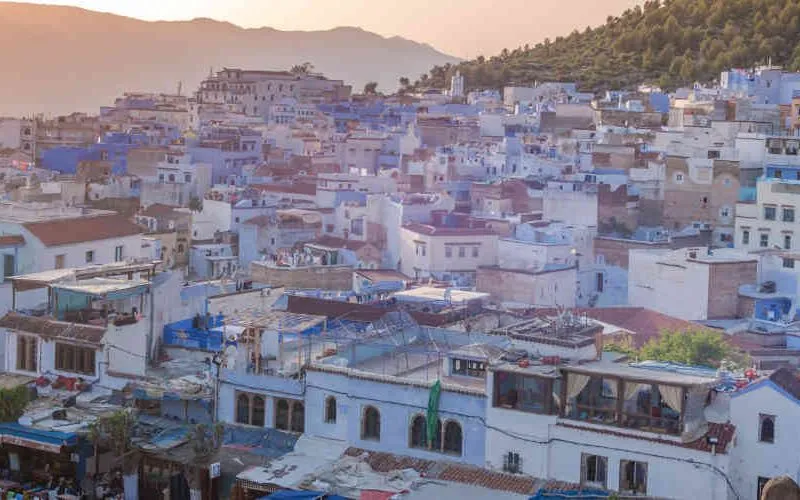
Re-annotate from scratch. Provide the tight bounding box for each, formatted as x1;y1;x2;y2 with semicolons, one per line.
0;423;78;454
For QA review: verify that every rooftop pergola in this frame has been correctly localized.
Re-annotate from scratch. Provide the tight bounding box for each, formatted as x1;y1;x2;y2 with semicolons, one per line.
10;261;159;315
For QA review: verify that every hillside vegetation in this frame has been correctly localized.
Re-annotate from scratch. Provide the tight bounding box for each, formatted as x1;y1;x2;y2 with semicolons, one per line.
415;0;800;92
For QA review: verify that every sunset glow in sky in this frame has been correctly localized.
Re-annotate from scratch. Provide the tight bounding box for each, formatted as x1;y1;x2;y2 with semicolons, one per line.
19;0;641;58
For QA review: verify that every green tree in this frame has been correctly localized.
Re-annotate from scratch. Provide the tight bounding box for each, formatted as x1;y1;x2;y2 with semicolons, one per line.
0;386;29;422
290;62;314;74
363;82;378;95
639;329;737;368
188;196;203;213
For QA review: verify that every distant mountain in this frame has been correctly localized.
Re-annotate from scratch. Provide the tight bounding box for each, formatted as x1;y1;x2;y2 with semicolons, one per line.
416;0;800;93
0;2;459;116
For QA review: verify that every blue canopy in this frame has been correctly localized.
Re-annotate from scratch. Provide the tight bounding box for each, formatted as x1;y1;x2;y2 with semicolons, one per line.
0;422;78;453
529;488;609;499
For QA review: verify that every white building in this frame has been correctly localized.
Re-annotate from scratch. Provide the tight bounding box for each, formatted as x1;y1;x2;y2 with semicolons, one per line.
628;247;757;321
0;202;144;313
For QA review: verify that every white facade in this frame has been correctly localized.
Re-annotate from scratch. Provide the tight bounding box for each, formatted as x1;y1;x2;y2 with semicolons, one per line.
399;226;498;282
729;380;800;500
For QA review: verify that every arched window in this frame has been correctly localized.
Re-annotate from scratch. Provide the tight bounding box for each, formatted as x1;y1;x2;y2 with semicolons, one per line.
252;396;265;427
275;399;289;430
362;406;381;441
290;402;305;433
443;421;463;455
236;393;250;424
759;414;775;443
410;415;427;448
325;396;337;424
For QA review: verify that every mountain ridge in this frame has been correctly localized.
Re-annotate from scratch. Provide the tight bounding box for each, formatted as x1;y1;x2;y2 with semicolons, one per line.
415;0;800;94
0;2;459;116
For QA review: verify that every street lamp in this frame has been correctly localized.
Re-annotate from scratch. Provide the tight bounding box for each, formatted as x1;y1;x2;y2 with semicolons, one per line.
211;351;224;423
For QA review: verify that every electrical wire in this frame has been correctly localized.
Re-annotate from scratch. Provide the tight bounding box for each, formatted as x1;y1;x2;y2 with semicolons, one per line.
303;382;741;500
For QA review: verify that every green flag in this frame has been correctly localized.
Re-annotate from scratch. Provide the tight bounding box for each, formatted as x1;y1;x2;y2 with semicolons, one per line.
426;379;441;448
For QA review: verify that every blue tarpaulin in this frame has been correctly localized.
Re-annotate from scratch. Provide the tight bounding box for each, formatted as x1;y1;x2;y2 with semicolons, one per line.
529;488;609;499
0;422;78;452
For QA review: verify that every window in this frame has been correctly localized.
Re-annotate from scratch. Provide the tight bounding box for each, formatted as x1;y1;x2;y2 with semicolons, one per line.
290;402;305;432
785;208;796;222
619;460;647;495
236;394;250;424
324;396;337;424
445;246;453;258
184;173;192;183
783;258;795;269
758;477;771;500
114;245;124;262
707;150;720;159
472;246;479;258
786;234;793;250
458;247;466;258
452;358;486;377
235;217;240;223
720;207;730;218
362;406;381;441
503;452;521;474
581;454;608;488
443;421;462;455
415;244;426;257
275;399;290;430
85;250;94;263
236;392;265;426
742;230;750;245
273;398;304;432
55;343;95;376
764;206;777;220
674;173;684;183
596;272;604;293
16;335;37;372
759;414;775;443
410;415;427;448
493;371;560;415
252;396;266;427
760;233;769;248
3;254;14;279
54;254;65;269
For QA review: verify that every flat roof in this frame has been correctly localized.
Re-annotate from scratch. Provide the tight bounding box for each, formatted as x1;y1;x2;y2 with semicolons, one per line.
229;309;326;333
392;287;490;304
52;277;150;297
563;358;718;386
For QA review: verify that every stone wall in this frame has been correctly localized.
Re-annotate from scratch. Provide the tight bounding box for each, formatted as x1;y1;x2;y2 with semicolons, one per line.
707;261;758;319
250;262;354;290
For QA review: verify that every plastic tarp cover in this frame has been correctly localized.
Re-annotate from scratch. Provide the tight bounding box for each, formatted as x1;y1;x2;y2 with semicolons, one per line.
529;488;609;499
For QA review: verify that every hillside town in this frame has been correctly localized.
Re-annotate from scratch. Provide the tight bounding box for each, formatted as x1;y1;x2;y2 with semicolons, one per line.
0;64;799;500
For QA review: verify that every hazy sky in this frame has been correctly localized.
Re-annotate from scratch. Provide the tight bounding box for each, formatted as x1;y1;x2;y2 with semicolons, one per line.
20;0;641;58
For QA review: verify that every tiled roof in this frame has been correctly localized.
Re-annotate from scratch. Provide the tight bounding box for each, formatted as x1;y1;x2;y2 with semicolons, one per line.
558;421;736;454
0;313;105;345
23;214;143;247
139;203;178;218
403;223;497;237
307;236;369;252
343;448;551;496
768;367;800;400
0;235;25;246
249;182;317;196
535;307;704;348
437;464;537;495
